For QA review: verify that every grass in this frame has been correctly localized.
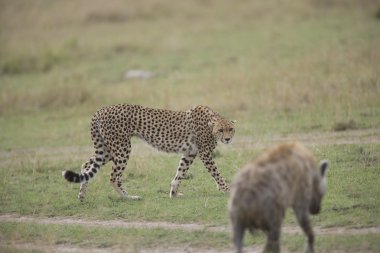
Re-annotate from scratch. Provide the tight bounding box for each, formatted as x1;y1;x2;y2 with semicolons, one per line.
1;0;380;148
1;143;379;251
0;144;379;227
0;0;379;252
1;221;379;253
0;221;232;252
283;234;380;253
286;144;380;228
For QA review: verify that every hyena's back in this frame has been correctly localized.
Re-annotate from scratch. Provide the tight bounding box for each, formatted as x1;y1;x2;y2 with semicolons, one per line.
229;142;317;229
229;142;328;253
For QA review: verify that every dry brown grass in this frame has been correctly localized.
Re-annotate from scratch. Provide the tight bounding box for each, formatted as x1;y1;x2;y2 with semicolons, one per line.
0;85;94;115
0;0;379;132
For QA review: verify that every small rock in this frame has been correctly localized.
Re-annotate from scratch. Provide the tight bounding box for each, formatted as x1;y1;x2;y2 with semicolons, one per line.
123;70;155;80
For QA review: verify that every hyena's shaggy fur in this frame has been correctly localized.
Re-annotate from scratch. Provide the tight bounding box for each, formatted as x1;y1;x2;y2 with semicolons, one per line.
229;142;328;253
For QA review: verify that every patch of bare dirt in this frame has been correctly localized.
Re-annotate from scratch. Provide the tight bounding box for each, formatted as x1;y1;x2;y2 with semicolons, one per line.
1;242;264;253
1;214;378;253
1;242;114;253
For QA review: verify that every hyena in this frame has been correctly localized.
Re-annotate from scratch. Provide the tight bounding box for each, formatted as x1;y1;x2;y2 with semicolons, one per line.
229;142;329;253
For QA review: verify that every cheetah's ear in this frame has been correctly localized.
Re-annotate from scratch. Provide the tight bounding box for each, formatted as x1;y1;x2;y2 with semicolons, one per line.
230;120;237;124
319;160;329;177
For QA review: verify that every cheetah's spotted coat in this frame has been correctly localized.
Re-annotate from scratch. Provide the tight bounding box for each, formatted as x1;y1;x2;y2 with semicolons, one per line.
63;104;235;200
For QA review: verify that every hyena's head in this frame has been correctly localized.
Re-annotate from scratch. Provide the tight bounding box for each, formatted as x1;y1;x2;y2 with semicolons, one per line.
209;117;236;144
310;160;329;215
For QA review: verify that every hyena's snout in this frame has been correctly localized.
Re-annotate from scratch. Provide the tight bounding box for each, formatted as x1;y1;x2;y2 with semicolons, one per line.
310;201;321;215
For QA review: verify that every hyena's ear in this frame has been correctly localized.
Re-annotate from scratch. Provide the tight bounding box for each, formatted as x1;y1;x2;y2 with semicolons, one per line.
319;160;329;177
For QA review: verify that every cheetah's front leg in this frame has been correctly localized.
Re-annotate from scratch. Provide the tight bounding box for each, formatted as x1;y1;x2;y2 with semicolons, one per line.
170;154;196;198
198;151;230;192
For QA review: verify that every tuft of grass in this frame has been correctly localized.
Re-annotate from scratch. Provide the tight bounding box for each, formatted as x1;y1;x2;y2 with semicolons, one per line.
0;40;80;75
85;11;129;24
0;85;94;116
333;119;357;131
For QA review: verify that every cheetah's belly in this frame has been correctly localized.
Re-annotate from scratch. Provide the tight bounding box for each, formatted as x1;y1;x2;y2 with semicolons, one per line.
137;132;197;155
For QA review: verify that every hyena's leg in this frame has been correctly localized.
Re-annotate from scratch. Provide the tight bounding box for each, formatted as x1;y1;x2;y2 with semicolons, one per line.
109;140;141;200
263;227;281;253
170;154;196;198
198;151;229;192
77;141;111;201
294;209;314;253
232;221;245;253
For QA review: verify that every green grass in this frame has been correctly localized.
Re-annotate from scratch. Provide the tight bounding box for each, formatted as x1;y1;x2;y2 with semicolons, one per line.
285;144;380;228
283;234;380;253
0;0;379;252
0;221;232;252
1;221;379;253
0;144;379;227
1;142;378;251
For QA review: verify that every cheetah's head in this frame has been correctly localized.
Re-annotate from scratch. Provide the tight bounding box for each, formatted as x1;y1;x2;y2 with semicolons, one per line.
209;117;236;144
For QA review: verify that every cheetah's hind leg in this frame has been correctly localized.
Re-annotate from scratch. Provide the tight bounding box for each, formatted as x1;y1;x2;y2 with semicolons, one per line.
77;153;110;201
109;141;142;200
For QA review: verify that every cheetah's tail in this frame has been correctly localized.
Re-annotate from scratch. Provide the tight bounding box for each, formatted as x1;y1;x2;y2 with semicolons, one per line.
62;170;86;183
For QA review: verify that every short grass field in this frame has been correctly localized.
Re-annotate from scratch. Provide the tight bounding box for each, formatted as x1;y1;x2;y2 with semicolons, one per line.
0;0;380;252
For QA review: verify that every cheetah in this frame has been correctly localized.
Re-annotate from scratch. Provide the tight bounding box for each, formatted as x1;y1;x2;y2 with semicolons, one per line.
229;142;329;253
62;104;235;201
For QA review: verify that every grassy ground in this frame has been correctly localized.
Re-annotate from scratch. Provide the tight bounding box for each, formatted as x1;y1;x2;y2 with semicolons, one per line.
0;144;379;226
0;145;380;227
0;0;380;252
0;144;379;252
1;221;380;253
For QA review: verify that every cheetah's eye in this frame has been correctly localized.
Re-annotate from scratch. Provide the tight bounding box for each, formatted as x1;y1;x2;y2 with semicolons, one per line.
229;128;234;131
218;129;223;133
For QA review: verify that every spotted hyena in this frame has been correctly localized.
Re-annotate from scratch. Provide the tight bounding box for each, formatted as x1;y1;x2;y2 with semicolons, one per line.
229;142;329;253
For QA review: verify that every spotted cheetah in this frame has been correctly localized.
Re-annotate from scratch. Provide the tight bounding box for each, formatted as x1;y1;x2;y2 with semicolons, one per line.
62;104;235;201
